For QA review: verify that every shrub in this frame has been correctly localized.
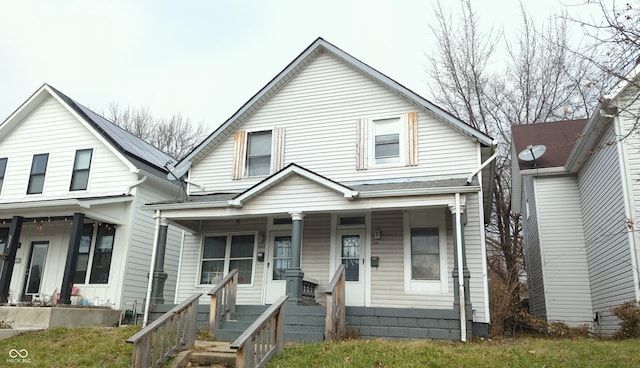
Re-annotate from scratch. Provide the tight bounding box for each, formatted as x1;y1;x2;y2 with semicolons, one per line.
612;299;640;338
546;321;590;338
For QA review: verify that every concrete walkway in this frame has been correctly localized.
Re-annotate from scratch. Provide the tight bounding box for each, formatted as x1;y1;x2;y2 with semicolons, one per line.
169;340;236;368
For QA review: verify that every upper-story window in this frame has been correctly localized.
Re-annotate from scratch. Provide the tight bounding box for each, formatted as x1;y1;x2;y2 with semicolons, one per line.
373;118;401;165
0;157;7;194
356;112;418;170
231;128;285;180
246;131;272;176
27;153;49;194
70;149;93;191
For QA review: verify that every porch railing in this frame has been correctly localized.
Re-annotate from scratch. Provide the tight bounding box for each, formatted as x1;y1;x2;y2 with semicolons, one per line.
324;264;346;341
208;269;238;336
231;295;288;368
302;277;318;299
126;292;201;368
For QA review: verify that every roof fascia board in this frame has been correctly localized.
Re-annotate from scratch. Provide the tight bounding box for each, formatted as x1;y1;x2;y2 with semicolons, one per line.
565;108;615;173
230;164;358;206
0;84;50;139
519;166;568;176
176;38;495;173
356;185;479;198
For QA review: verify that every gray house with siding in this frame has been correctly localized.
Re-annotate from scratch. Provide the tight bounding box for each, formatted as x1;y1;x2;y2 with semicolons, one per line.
512;62;640;335
146;38;497;341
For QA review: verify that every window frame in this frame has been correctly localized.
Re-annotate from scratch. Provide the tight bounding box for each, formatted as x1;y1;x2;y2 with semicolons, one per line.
88;223;116;284
0;157;7;195
199;232;257;287
245;130;273;177
70;148;93;191
27;153;49;195
403;209;448;293
70;222;116;285
369;116;406;168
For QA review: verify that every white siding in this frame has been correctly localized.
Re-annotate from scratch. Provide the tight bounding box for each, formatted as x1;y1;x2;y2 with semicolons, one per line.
176;218;268;305
120;181;183;308
0;96;136;201
535;176;593;326
190;52;478;193
464;192;489;322
300;213;331;305
522;176;546;320
578;124;636;334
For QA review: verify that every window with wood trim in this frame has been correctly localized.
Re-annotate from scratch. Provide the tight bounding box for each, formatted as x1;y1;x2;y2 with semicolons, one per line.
70;149;93;191
27;153;49;194
231;128;285;179
356;112;418;170
0;157;7;194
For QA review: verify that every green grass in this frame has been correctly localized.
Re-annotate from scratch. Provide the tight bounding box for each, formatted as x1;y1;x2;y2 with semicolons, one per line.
266;337;640;368
1;328;639;367
0;326;139;368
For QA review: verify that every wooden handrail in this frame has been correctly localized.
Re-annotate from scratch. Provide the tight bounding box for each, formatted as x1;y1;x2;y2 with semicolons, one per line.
208;269;238;336
127;292;201;368
231;295;288;368
325;264;346;341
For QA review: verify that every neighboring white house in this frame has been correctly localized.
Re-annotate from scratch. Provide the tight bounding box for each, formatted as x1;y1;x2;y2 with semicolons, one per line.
0;84;182;311
146;38;497;339
512;62;640;335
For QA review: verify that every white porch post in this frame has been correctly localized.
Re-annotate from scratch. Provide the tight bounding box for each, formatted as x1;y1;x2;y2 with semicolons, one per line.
286;211;304;305
450;193;469;342
143;210;161;327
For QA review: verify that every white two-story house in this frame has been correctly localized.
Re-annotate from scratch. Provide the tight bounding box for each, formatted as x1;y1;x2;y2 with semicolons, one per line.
0;84;182;311
146;38;497;340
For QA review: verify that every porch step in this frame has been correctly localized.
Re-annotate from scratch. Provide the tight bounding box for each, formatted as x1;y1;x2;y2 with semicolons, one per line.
169;340;235;368
214;304;326;343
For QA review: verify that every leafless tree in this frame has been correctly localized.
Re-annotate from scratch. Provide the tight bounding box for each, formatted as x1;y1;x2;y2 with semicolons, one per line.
106;102;207;160
425;0;602;334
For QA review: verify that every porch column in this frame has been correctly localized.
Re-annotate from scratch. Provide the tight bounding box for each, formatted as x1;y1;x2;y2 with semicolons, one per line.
150;218;169;304
285;211;304;305
60;213;85;305
449;194;472;341
0;216;23;304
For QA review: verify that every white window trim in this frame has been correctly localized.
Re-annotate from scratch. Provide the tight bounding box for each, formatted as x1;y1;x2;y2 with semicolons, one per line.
403;209;448;294
243;129;273;178
369;115;407;168
69;148;94;192
198;231;258;288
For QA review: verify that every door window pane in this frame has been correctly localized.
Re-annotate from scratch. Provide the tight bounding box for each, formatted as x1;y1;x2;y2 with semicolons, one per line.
73;224;95;284
25;242;48;294
272;235;291;280
341;235;360;281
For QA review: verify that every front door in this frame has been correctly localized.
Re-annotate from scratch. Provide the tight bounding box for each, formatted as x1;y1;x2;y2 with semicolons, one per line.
23;241;49;296
337;229;365;306
264;232;292;304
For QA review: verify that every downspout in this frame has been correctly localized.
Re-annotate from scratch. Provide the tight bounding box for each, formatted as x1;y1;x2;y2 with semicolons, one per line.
143;210;161;327
455;192;467;342
466;152;498;185
127;172;147;194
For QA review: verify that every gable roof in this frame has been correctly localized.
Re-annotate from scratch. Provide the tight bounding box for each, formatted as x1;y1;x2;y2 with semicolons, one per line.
0;84;176;181
512;119;587;170
175;37;495;172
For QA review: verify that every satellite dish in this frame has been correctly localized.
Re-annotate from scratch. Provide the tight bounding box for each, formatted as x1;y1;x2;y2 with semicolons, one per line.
518;144;547;162
166;161;192;180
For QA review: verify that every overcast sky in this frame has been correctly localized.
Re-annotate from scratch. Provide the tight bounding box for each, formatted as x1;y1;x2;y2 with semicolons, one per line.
0;0;586;131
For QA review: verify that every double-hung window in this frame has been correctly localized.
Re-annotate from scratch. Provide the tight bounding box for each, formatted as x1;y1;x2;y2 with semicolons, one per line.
0;157;7;194
373;118;401;165
246;131;272;176
404;209;447;293
27;153;48;194
70;149;93;191
201;234;256;285
72;223;116;284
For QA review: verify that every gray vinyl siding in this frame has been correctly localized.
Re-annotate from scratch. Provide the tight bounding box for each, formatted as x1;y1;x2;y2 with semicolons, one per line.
189;51;478;193
522;176;546;320
300;213;331;305
578;123;636;334
120;182;183;308
535;176;593;326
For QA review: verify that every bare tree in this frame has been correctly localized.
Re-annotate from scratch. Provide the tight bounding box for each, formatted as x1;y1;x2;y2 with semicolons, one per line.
106;102;207;160
425;0;601;334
